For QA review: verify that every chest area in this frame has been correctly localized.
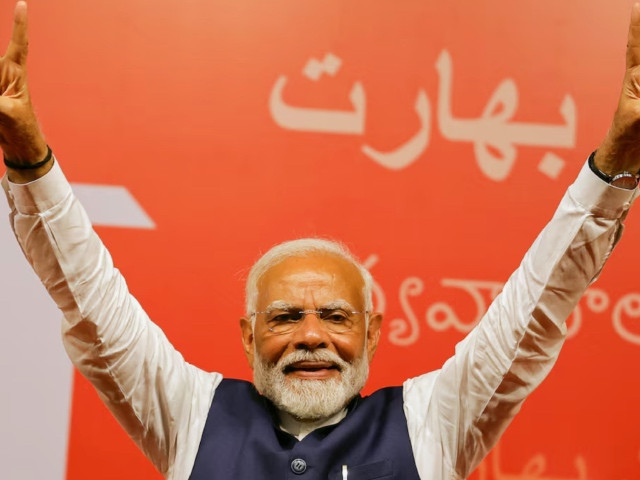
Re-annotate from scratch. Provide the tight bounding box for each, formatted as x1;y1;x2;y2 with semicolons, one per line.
188;380;422;479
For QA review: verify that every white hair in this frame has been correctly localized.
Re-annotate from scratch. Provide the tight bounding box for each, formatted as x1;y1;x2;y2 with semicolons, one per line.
245;238;373;318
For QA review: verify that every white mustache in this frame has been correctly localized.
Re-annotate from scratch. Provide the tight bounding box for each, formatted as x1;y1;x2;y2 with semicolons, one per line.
277;350;350;372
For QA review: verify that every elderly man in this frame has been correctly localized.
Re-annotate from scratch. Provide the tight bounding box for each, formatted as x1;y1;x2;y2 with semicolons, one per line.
3;1;640;479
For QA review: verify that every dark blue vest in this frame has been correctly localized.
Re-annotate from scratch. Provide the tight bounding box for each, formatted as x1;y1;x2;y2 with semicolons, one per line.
189;379;421;479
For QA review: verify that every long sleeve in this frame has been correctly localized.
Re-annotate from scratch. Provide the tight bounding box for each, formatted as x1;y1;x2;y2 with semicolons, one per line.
2;162;221;480
402;161;638;479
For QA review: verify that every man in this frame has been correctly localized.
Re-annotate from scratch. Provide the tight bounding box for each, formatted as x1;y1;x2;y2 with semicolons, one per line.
3;1;640;479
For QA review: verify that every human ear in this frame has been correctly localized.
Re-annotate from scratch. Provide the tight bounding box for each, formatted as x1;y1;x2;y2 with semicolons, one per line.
366;312;383;362
239;316;255;369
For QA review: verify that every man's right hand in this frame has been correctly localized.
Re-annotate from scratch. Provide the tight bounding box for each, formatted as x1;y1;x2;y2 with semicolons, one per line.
1;1;50;184
595;3;640;179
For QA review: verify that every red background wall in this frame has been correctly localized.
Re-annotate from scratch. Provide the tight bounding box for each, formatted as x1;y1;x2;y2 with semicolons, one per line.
4;0;640;478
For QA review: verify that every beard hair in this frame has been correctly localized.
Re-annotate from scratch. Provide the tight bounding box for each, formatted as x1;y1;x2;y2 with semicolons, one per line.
253;348;369;422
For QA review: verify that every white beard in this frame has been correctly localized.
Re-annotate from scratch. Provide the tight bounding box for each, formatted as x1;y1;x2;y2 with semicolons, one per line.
253;348;369;422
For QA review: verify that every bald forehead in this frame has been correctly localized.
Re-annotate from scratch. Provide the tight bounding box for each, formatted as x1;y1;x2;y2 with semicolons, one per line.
256;253;366;309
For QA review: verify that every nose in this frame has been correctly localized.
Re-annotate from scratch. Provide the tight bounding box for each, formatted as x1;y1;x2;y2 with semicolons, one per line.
291;311;330;350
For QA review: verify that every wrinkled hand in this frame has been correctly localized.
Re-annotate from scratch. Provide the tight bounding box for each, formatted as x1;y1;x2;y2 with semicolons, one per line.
0;1;47;175
596;3;640;176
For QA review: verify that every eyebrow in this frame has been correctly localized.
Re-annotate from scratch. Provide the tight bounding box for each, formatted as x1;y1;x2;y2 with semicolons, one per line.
263;300;296;312
321;300;357;311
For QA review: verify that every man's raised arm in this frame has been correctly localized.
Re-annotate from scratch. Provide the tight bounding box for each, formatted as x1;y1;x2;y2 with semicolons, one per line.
404;5;640;478
0;3;219;478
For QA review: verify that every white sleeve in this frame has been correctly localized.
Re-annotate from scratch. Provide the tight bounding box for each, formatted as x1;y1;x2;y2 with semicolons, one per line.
402;161;637;480
2;162;221;480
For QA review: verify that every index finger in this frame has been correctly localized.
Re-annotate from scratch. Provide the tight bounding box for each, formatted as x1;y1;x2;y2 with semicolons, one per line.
4;1;28;65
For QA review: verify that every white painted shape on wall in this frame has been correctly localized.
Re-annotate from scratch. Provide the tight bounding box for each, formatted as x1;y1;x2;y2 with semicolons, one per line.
73;183;155;229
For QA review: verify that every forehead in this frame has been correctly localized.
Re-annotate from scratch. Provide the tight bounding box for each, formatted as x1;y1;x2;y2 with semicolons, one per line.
256;253;365;309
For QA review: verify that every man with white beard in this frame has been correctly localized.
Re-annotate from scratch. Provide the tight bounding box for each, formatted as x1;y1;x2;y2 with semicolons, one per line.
4;1;640;479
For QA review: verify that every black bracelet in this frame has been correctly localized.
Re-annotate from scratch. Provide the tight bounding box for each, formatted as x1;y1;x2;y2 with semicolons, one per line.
4;145;53;170
587;150;613;182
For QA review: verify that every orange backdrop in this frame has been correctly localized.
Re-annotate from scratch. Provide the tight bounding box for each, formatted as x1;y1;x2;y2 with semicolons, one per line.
2;0;640;479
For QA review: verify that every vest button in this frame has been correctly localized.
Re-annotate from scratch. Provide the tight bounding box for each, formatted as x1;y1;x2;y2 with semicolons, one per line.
290;458;307;474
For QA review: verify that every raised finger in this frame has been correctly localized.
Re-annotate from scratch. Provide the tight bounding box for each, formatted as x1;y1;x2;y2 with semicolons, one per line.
4;1;28;65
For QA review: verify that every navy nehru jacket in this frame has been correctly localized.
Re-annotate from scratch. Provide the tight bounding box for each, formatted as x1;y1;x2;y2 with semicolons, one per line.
189;379;422;479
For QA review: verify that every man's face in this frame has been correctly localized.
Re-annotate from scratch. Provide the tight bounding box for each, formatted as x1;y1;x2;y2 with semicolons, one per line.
240;253;382;421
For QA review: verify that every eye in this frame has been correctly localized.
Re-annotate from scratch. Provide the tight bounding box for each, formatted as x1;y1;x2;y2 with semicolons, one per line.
269;311;303;323
320;309;350;323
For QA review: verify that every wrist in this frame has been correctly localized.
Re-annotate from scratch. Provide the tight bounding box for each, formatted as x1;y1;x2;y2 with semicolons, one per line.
594;116;640;176
589;150;638;189
4;144;55;184
2;133;48;164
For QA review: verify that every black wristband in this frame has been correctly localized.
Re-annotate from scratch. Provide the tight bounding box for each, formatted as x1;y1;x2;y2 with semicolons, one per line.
587;150;613;182
4;145;53;170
